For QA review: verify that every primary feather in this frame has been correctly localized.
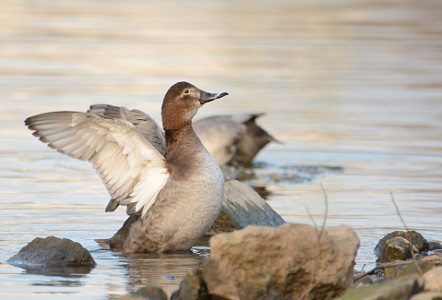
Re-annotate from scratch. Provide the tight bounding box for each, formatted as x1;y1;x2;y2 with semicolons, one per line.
25;111;169;217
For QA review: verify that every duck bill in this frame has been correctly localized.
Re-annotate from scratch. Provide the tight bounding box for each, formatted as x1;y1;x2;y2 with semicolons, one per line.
199;90;229;104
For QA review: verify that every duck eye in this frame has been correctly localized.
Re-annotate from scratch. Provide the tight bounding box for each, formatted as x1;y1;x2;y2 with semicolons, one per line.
184;89;190;94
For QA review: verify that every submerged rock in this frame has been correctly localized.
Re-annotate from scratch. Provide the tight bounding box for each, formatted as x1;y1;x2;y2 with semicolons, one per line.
208;180;285;233
377;237;418;263
200;223;359;300
7;236;95;267
375;231;429;257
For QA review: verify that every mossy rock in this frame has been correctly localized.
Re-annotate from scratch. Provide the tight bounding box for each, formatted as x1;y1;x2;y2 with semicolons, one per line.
377;237;418;263
375;231;429;257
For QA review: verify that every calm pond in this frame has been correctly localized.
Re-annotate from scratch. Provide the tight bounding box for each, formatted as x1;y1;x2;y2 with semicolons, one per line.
0;0;441;298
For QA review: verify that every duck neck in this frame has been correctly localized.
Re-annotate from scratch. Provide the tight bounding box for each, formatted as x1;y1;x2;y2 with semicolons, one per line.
164;124;203;178
164;124;194;148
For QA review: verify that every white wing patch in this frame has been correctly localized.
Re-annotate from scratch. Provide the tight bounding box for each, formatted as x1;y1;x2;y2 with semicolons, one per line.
25;111;170;217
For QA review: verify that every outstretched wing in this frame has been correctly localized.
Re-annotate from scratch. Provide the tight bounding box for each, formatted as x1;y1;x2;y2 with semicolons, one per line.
25;111;169;217
87;104;166;155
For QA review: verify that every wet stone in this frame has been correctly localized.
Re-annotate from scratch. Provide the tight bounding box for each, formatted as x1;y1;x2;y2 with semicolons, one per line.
375;231;429;257
7;236;95;267
170;268;209;300
132;286;168;300
377;236;418;264
429;241;442;251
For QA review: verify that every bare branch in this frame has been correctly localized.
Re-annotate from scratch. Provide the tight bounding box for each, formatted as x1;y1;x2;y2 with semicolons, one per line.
389;192;423;276
306;206;319;239
353;255;441;281
390;192;409;231
299;184;332;300
318;183;328;239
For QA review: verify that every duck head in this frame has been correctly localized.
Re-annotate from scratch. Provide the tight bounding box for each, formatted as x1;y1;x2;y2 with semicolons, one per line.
162;81;228;130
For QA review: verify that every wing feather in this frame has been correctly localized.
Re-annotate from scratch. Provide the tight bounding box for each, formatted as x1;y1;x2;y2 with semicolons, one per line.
25;111;169;217
87;104;166;155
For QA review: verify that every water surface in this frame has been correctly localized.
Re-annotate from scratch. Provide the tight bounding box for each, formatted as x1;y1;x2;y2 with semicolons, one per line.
1;0;441;298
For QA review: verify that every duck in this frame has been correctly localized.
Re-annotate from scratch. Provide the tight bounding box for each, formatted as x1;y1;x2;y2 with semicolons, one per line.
25;81;228;253
194;114;278;166
86;106;277;167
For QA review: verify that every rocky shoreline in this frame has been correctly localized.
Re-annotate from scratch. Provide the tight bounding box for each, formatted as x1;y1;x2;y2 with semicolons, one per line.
7;181;441;299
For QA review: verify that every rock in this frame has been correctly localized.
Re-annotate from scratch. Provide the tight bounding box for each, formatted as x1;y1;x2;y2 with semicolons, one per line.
117;296;147;300
410;291;442;300
132;286;168;300
336;274;425;300
209;209;240;232
429;241;442;251
202;223;359;300
170;268;209;300
7;236;95;267
208;180;285;233
354;275;384;288
375;231;429;256
377;237;418;263
423;253;442;263
424;266;442;292
384;260;436;279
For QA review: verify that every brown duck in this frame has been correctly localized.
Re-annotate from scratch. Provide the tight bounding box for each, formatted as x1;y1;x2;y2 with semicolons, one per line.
25;82;228;252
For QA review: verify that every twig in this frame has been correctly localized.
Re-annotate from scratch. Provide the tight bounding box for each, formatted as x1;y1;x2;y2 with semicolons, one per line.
305;183;329;241
306;207;318;233
353;255;441;281
298;184;331;300
390;192;423;276
390;192;409;232
318;183;328;239
306;206;322;258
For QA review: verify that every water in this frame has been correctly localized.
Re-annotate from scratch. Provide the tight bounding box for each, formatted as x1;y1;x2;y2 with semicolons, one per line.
1;0;441;298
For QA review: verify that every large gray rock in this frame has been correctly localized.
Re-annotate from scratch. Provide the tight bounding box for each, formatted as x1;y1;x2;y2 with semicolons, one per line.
202;223;359;300
375;231;429;257
336;274;425;300
208;180;285;233
7;236;95;266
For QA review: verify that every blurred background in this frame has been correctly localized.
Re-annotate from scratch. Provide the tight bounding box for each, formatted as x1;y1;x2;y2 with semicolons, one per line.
0;0;441;298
